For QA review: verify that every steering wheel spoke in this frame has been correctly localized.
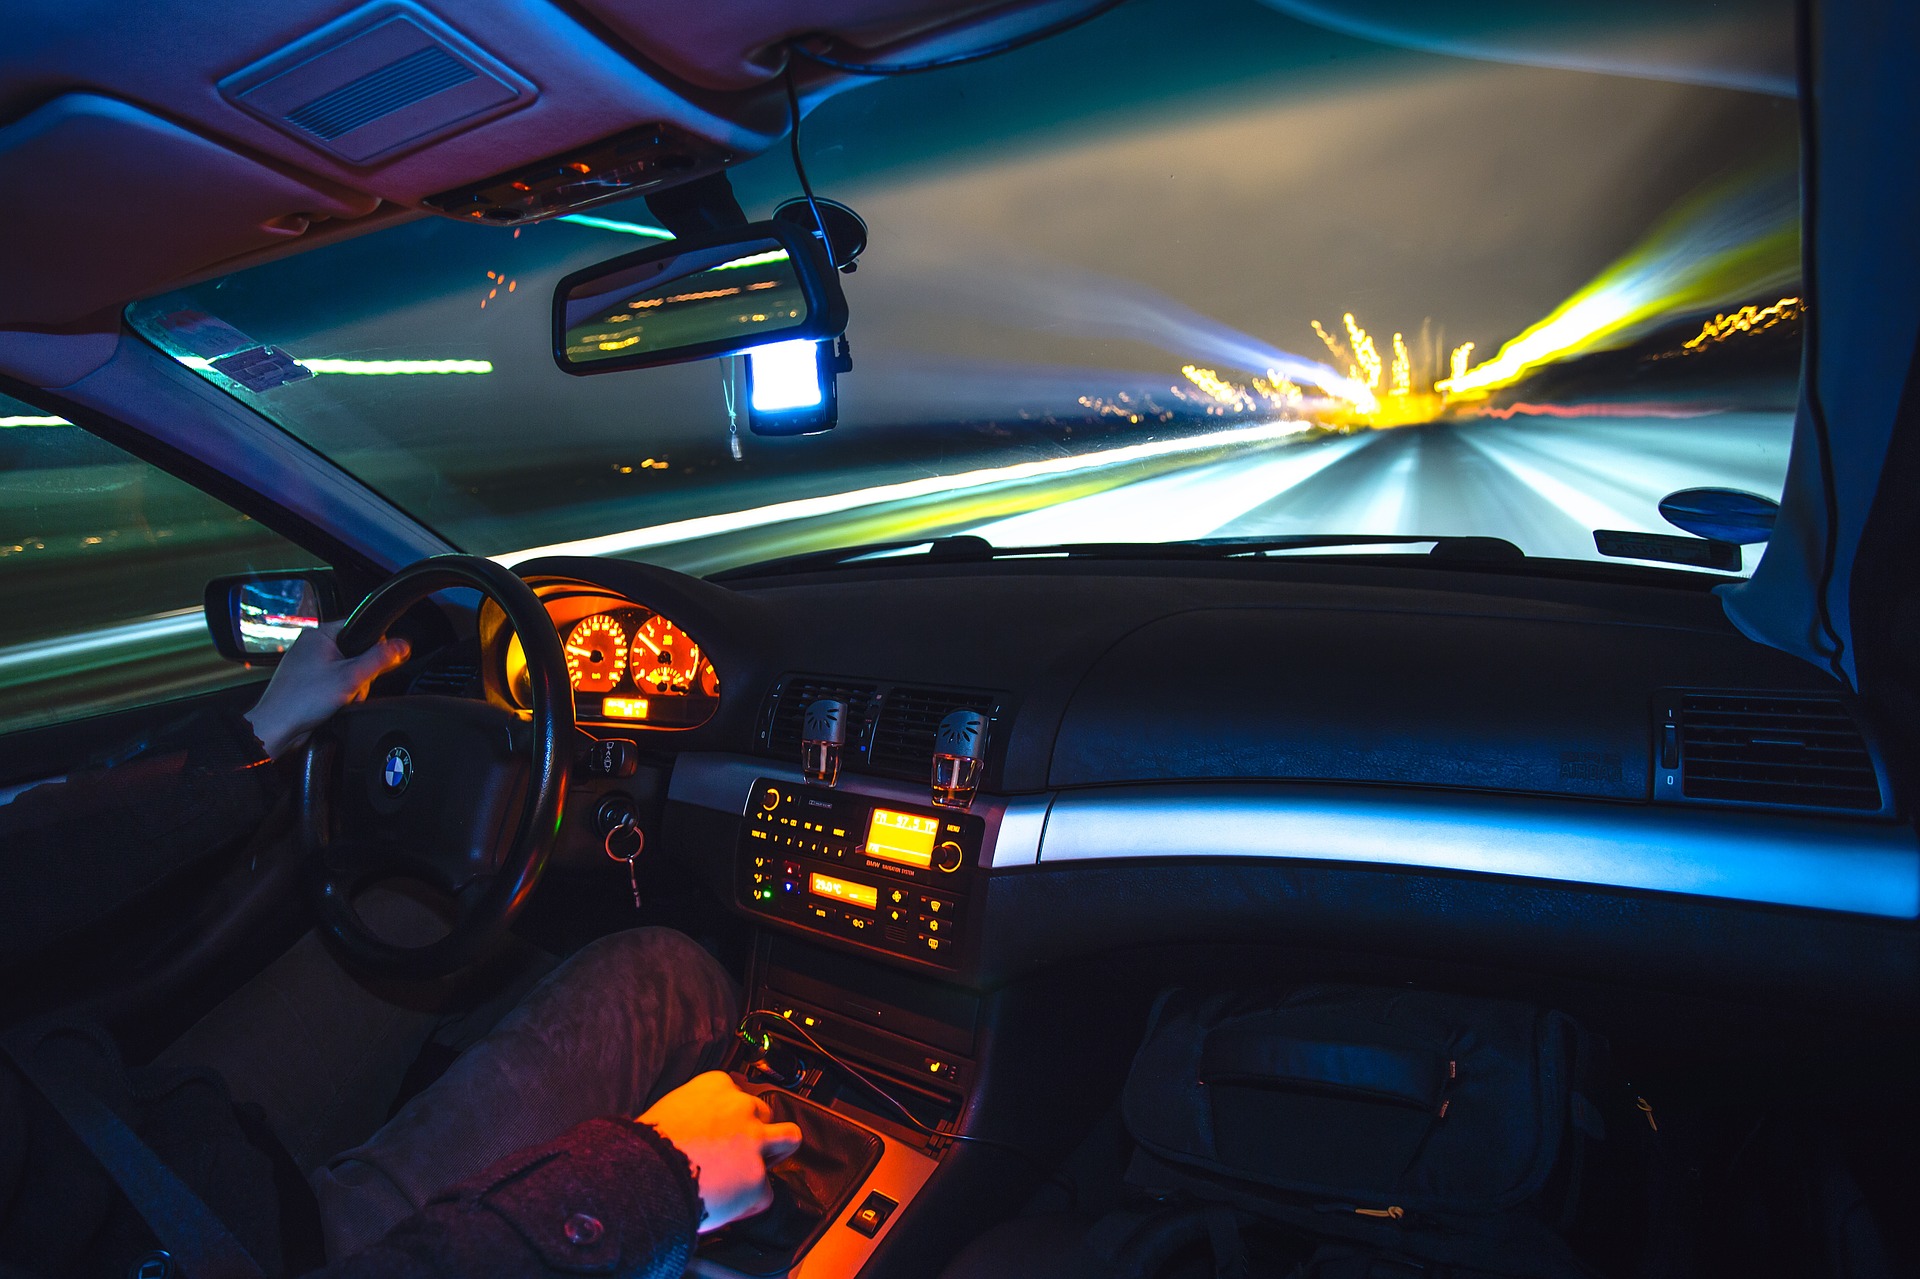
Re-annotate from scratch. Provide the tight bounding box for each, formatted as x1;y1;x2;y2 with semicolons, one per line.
299;556;572;978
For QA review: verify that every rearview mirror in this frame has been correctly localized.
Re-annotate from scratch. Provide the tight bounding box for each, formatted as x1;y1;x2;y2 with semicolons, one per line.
552;220;848;374
204;570;338;662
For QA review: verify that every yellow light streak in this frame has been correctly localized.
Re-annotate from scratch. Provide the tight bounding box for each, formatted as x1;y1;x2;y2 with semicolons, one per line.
1390;333;1411;397
1310;319;1346;366
1435;166;1800;397
1449;343;1475;383
1342;315;1382;391
1679;295;1803;351
1180;365;1256;412
1251;371;1304;410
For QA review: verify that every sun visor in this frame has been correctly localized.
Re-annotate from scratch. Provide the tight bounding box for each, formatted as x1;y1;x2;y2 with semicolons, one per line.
0;94;379;328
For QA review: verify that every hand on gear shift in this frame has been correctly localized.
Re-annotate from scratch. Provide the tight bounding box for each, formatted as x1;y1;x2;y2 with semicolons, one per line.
638;1071;804;1231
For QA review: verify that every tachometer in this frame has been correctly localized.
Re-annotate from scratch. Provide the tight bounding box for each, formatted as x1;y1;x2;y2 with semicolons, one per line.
630;615;702;694
564;615;628;693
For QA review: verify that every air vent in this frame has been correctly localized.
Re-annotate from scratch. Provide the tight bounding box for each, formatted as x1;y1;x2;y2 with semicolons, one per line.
221;3;532;165
407;650;480;696
1679;693;1881;811
762;676;879;761
868;686;999;778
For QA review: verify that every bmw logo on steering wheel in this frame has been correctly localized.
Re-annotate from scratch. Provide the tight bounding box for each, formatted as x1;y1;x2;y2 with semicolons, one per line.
382;745;413;794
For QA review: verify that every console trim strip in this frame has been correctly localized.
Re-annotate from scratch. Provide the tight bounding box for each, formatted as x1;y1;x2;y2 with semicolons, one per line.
669;756;1919;917
1037;784;1920;918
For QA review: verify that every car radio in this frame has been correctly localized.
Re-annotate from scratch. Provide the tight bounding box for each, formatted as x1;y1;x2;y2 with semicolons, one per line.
738;778;981;968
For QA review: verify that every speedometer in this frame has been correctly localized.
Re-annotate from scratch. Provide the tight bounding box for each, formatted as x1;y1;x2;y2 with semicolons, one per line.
630;615;701;693
564;615;628;693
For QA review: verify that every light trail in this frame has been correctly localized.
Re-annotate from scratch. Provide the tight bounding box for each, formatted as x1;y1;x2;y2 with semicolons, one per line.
960;433;1371;545
556;215;675;239
0;415;68;427
494;419;1319;566
0;609;205;675
1675;295;1803;354
298;359;493;375
1438;165;1799;398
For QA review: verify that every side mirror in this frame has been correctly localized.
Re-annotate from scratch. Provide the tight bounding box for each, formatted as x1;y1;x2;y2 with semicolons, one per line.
552;220;848;375
204;570;338;662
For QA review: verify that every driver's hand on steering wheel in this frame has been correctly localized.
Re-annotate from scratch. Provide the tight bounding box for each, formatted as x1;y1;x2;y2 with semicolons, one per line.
639;1071;804;1231
245;621;412;760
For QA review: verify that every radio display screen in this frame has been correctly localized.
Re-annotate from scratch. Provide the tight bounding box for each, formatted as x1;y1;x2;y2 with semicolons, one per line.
865;807;939;868
810;872;878;910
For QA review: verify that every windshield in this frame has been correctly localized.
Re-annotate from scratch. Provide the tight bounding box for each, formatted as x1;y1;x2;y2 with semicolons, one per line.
127;0;1800;577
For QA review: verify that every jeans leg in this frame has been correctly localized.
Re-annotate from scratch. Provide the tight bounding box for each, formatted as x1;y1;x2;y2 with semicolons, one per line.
155;888;460;1174
311;927;740;1260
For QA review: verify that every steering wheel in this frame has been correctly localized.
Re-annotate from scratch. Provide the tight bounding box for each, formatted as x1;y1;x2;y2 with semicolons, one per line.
297;555;573;978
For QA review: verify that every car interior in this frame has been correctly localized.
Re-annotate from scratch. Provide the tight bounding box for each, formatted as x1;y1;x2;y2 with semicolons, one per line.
2;1;1917;1277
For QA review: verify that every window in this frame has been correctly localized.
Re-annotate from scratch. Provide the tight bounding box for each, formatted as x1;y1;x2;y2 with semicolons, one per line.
0;390;313;734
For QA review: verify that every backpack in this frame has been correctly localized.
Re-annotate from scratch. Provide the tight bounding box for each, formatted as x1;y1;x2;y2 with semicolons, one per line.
1107;985;1612;1279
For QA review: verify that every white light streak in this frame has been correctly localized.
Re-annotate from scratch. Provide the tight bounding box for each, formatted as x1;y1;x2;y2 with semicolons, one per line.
300;359;493;375
0;609;206;674
177;357;491;375
496;420;1320;567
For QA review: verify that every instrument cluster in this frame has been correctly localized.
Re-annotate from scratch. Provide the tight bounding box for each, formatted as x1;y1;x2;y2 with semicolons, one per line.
504;593;720;729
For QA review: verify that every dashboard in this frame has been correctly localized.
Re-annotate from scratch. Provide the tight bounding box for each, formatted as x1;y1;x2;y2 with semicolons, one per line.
490;554;1918;1003
502;587;720;729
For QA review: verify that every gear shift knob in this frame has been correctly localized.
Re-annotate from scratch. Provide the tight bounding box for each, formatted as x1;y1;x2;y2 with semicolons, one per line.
931;709;987;809
801;699;846;786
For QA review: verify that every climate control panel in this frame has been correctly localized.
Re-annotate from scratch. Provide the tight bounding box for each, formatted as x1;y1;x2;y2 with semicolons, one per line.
738;779;981;969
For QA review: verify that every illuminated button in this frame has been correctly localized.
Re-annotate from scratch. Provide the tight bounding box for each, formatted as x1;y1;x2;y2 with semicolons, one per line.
929;899;942;913
762;788;781;811
921;936;941;951
890;889;905;905
846;1192;897;1238
832;828;847;838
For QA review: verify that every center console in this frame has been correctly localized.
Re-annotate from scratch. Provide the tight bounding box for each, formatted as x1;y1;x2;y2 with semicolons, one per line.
667;753;1031;1278
737;779;984;971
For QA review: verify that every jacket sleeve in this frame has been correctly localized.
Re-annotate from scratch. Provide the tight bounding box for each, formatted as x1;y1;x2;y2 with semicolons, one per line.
324;1119;704;1279
0;703;282;963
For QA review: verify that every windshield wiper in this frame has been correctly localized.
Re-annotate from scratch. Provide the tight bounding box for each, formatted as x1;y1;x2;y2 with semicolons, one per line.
707;534;1524;581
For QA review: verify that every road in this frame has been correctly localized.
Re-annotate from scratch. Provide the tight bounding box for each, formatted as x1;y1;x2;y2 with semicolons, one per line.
955;414;1795;569
0;411;1793;735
